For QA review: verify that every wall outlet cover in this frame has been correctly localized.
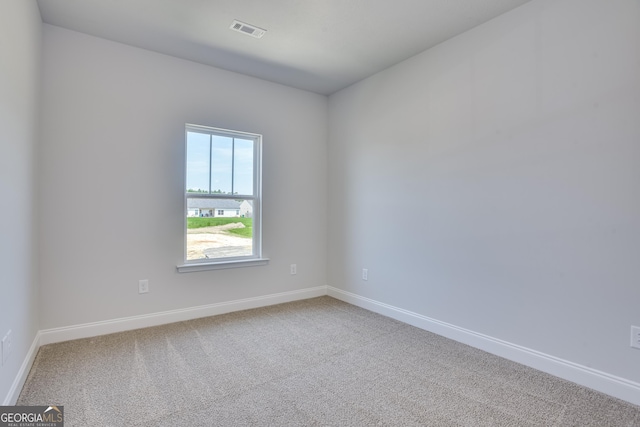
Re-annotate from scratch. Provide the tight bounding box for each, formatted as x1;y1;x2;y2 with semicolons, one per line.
1;330;12;365
631;326;640;350
139;279;149;294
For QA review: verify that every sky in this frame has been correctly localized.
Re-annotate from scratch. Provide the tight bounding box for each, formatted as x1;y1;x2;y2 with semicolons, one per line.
186;131;254;195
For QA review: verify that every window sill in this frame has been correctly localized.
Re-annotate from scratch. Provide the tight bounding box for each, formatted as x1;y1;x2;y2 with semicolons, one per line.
176;258;269;273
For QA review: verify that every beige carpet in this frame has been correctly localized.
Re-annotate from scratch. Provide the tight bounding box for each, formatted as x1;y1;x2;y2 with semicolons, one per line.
18;296;640;426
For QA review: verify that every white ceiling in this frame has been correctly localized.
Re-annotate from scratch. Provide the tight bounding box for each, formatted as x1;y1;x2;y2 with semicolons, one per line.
37;0;533;95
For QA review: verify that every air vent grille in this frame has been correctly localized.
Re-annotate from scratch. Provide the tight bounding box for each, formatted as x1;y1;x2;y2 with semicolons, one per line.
230;20;266;39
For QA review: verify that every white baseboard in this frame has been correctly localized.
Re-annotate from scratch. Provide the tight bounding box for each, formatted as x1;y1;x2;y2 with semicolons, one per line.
327;286;640;407
40;286;327;346
2;331;41;406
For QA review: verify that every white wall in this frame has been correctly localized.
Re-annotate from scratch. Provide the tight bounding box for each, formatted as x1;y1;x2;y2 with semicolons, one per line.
328;0;640;385
39;25;327;329
0;0;41;403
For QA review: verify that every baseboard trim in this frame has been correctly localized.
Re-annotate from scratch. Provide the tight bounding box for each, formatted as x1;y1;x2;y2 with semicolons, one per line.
327;286;640;407
2;331;41;406
40;286;328;346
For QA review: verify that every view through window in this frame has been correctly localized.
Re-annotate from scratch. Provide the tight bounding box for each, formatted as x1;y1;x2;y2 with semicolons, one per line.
185;124;261;263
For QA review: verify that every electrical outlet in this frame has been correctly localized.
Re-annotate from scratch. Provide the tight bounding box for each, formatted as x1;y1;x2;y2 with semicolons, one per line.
362;268;368;281
138;279;149;294
2;330;12;366
631;326;640;350
290;264;297;275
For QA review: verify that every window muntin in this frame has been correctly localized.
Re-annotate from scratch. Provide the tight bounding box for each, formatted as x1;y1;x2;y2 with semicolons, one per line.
184;124;261;264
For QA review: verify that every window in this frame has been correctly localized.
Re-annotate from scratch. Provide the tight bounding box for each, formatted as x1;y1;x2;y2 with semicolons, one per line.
178;124;267;272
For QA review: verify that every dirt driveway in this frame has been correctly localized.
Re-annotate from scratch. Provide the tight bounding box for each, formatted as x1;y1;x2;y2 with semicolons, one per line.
187;223;252;260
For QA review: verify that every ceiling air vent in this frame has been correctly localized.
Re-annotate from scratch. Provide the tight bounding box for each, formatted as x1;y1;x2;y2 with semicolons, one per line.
230;20;266;39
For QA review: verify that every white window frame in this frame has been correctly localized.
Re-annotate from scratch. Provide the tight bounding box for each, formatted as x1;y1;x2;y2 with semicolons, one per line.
177;124;268;272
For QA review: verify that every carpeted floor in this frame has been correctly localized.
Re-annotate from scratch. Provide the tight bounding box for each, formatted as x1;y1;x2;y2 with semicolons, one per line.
18;296;640;426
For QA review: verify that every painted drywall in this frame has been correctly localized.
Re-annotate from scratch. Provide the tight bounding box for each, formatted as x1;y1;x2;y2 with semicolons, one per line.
39;25;327;329
0;0;42;403
328;0;640;384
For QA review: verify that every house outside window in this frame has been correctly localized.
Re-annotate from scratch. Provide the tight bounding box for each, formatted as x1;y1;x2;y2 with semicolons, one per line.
178;124;266;272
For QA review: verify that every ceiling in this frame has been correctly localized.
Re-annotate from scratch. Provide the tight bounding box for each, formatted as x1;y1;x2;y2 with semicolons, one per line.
37;0;533;95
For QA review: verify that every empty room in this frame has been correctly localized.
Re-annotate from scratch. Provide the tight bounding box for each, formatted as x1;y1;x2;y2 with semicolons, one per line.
1;0;640;425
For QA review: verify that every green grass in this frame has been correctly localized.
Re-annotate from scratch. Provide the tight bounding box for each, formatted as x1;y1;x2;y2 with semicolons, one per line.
187;217;252;238
227;227;252;238
187;217;252;229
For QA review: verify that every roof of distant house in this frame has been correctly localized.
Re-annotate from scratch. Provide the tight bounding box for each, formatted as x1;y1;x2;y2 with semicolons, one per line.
187;198;242;209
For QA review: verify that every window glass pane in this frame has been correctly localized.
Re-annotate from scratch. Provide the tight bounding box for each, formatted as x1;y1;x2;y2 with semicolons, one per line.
233;138;254;195
211;135;233;194
186;132;210;193
186;197;253;261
